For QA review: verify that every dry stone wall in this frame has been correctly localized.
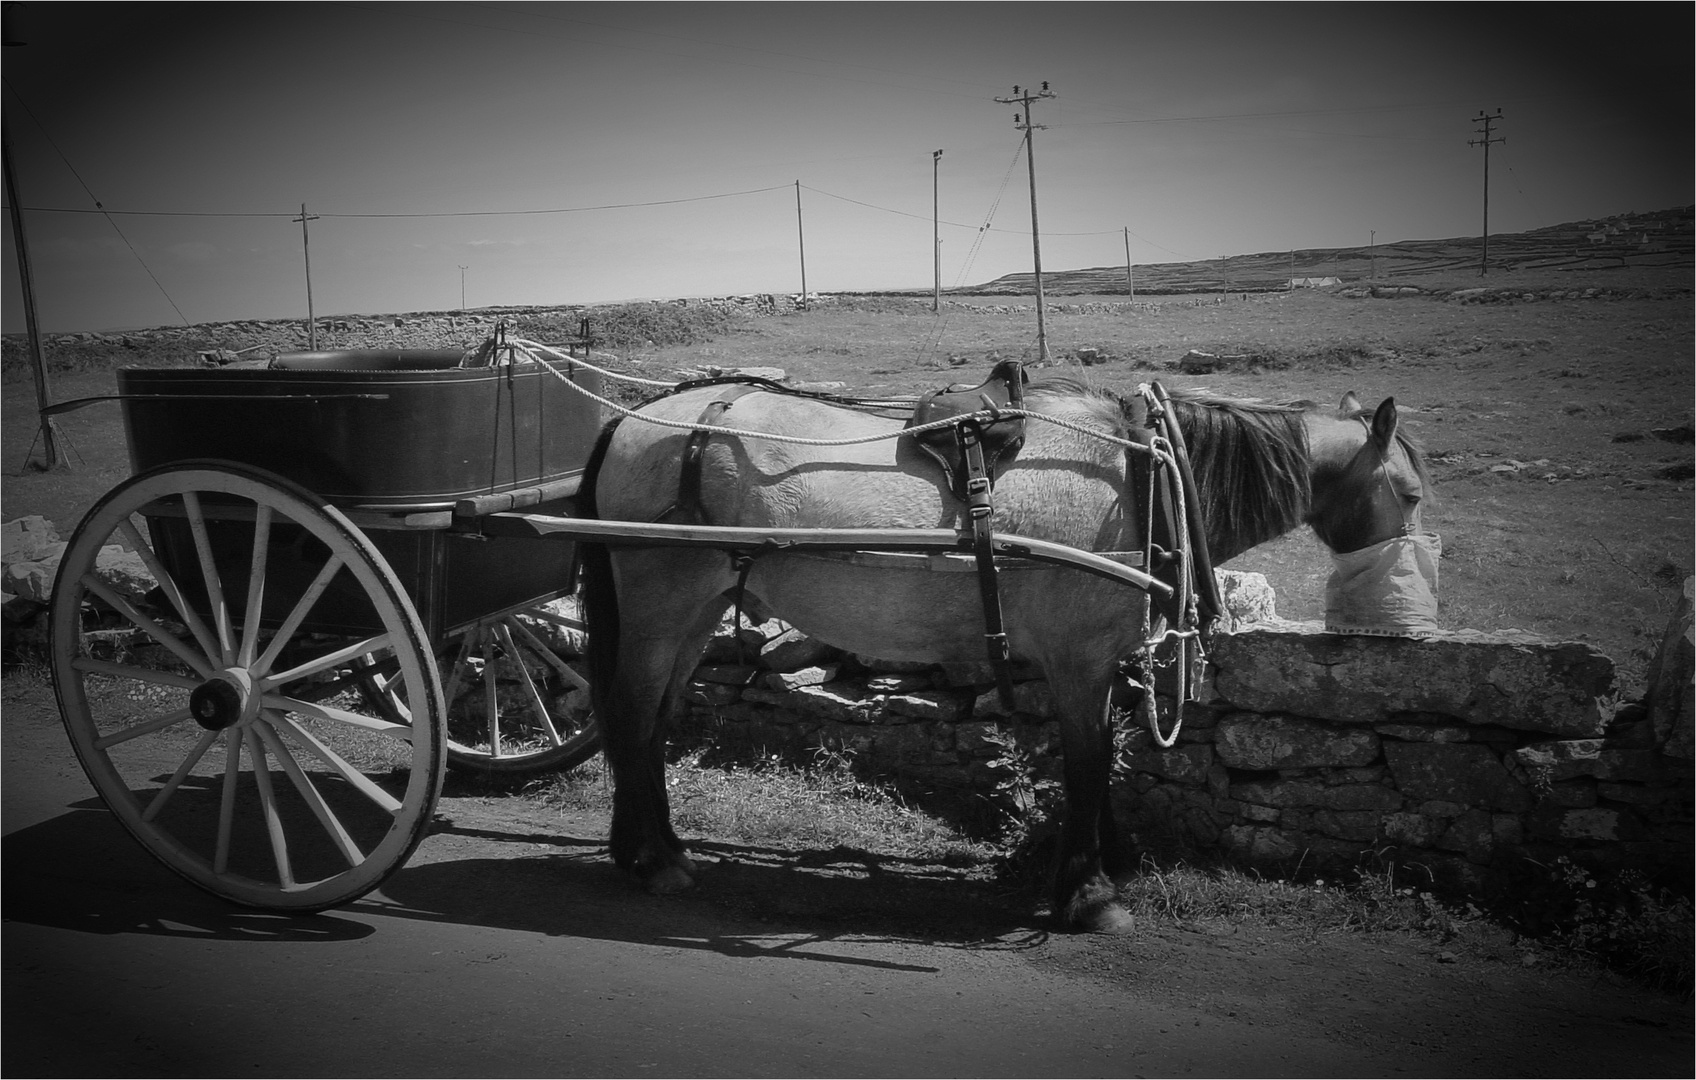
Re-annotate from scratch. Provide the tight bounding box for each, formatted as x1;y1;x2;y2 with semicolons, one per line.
678;571;1694;900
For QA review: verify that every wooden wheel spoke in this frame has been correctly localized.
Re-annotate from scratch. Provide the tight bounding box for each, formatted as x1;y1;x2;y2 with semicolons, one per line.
251;553;348;678
507;616;590;693
482;632;502;757
116;519;224;665
79;574;215;679
265;712;405;815
181;492;236;666
261;632;393;690
261;693;411;740
245;728;296;888
496;621;563;748
238;504;273;667
254;720;364;869
141;727;221;822
96;706;195;752
214;733;242;874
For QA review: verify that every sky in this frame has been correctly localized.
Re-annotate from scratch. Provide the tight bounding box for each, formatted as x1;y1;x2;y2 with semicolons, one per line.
2;2;1690;333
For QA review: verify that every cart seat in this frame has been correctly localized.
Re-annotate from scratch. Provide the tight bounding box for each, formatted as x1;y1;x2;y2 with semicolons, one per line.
270;349;470;371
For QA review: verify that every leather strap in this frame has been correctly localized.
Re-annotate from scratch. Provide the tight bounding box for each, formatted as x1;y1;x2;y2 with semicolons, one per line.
959;420;1018;710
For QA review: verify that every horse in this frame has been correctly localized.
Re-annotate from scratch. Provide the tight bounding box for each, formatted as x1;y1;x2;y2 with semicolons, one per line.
577;376;1429;932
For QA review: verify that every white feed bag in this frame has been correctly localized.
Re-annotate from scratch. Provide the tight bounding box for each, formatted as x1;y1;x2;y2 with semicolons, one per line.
1324;532;1441;637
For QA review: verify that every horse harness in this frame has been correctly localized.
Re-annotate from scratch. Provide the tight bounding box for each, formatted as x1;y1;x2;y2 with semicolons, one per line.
648;366;1219;731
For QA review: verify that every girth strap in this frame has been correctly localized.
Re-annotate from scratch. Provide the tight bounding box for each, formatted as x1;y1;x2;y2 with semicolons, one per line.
957;420;1018;709
658;383;765;525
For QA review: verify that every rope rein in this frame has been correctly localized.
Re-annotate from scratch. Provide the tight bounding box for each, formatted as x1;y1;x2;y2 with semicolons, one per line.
510;337;1175;464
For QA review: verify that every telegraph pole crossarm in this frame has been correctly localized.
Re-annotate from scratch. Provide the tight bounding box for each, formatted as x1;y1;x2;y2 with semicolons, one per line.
1469;110;1505;276
994;81;1056;363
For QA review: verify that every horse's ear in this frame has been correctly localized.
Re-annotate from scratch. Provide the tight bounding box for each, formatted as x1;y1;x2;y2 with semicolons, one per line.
1338;391;1363;416
1369;397;1398;448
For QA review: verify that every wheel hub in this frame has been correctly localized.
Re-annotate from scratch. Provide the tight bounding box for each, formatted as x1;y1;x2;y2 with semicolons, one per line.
190;669;257;731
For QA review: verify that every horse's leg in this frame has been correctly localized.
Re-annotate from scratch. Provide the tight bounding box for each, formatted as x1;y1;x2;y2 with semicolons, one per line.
591;547;734;893
1046;657;1136;933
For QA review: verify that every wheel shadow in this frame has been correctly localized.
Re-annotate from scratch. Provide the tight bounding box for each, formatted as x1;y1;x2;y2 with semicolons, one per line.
1;800;375;942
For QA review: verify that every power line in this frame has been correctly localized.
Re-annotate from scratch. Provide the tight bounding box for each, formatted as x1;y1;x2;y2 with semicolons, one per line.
8;183;796;219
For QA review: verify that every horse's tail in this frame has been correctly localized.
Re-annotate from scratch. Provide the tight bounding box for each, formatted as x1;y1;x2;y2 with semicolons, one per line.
577;418;624;725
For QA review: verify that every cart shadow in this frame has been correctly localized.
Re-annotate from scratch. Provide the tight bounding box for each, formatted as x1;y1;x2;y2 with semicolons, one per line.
2;801;375;942
362;818;1050;972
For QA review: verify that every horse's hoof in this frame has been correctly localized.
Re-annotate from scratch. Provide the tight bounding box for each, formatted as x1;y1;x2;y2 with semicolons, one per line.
645;859;698;895
1082;904;1136;935
1063;898;1135;935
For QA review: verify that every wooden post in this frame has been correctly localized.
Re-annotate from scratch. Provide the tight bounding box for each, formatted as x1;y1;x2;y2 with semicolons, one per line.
794;181;807;309
295;203;318;349
1124;227;1133;300
932;150;942;313
3;132;62;469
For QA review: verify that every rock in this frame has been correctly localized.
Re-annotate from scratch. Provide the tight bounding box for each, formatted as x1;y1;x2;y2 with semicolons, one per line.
972;680;1053;719
1213;713;1380;769
883;689;972;722
1127;743;1214;784
758;665;838;691
94;545;156;602
1215;569;1277;627
1208;625;1614;736
2;516;59;562
759;628;839;672
1383;742;1533;812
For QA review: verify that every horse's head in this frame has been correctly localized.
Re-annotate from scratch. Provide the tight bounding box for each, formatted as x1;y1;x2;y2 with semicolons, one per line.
1304;392;1427;554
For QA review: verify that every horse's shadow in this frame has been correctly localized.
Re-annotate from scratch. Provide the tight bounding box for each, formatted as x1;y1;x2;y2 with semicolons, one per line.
4;799;1050;970
365;813;1050;972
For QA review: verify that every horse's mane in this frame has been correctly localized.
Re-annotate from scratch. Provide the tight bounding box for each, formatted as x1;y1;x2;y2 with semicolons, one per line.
1027;378;1313;555
1159;387;1314;555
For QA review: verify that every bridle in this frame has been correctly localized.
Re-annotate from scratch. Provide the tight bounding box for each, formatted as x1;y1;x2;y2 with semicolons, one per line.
1358;416;1421;538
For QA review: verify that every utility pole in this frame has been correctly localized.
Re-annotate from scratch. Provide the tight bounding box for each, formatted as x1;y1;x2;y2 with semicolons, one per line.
458;265;467;310
1370;229;1377;280
1123;226;1133;301
295;203;319;349
3;131;62;468
794;180;807;309
932;149;943;313
1469;110;1505;276
995;81;1056;363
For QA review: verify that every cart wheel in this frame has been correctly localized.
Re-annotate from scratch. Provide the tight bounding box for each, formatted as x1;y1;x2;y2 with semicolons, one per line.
363;597;601;776
48;461;445;912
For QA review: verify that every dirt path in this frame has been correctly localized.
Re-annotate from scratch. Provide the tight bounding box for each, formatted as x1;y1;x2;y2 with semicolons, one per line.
4;682;1688;1078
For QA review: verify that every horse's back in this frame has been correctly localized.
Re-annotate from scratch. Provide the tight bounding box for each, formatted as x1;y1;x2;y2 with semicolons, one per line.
595;383;1133;549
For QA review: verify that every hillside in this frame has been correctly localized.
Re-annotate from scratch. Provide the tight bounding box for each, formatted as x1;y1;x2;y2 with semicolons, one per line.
971;206;1695;295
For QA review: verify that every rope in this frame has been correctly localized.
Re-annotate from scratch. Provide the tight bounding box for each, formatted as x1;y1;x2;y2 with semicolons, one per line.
519;338;1172;458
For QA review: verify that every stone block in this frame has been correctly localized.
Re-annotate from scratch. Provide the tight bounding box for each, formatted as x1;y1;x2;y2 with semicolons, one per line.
865;673;934;694
1313;809;1383;842
684;681;743;707
1240;802;1280;823
1383;742;1533;812
1209;625;1614;736
758;665;838;691
1382;812;1438;847
1214;713;1380;770
742;683;877;724
883;689;972;722
1437;809;1494;863
1231;778;1402;811
760;629;839;672
1129;743;1213;784
972;680;1053;720
695;664;758;686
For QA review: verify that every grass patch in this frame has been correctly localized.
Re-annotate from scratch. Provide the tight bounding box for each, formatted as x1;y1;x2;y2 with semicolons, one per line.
529;745;996;869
